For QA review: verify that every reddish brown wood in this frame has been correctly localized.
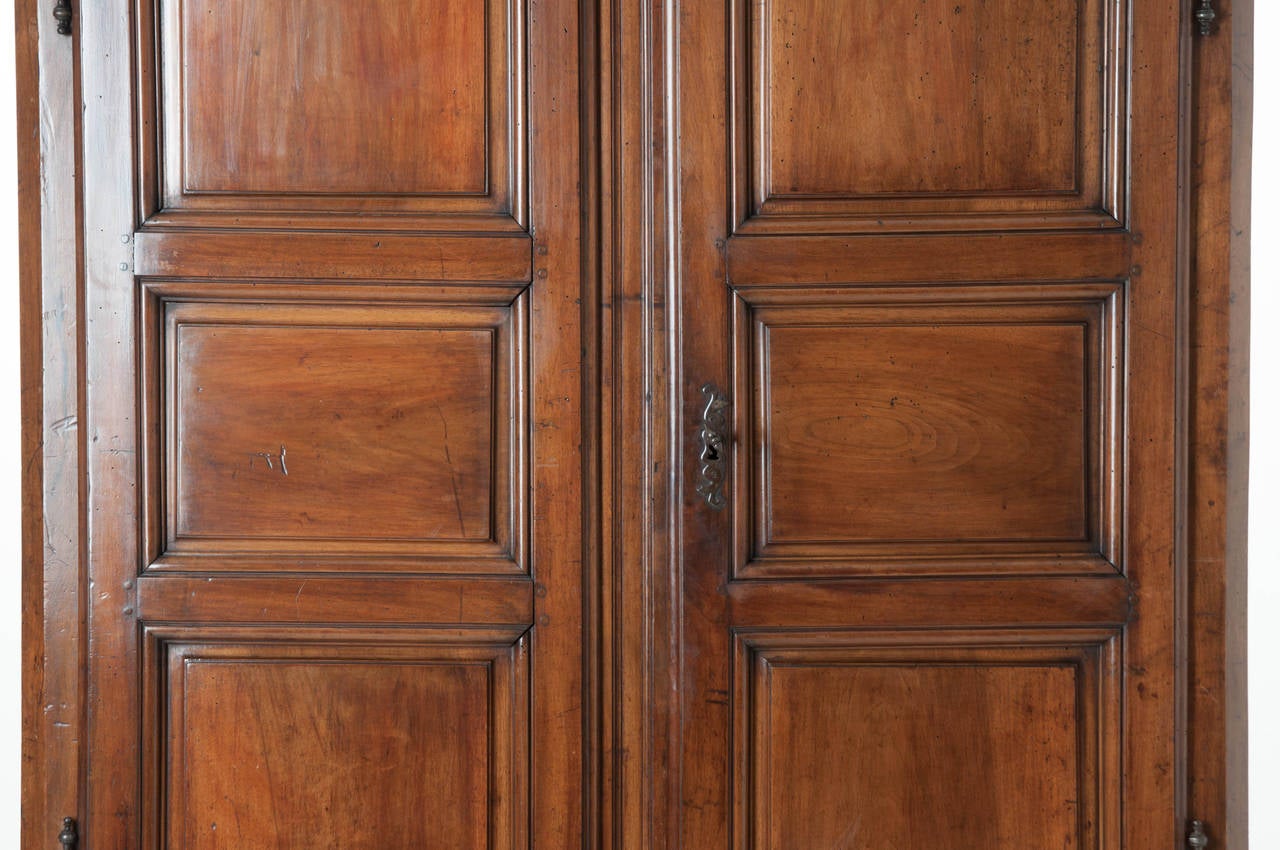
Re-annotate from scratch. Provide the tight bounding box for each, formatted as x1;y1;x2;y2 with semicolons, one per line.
19;0;1248;845
136;0;527;229
1187;1;1251;846
738;297;1118;568
731;284;1125;579
738;639;1114;849
140;296;526;571
730;0;1127;232
151;633;528;849
135;576;533;624
726;231;1132;285
764;0;1080;195
726;576;1133;629
672;1;1196;849
133;231;533;281
178;0;490;195
45;0;589;846
19;0;82;846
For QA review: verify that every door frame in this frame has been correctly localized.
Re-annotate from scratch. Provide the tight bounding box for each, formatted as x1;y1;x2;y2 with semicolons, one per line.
18;0;1250;848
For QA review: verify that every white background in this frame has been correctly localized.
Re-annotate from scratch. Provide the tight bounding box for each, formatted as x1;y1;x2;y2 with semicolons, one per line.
0;4;1275;846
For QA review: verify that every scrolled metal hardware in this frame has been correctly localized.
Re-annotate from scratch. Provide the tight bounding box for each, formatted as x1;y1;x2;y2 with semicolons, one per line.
1194;0;1216;36
1187;820;1208;850
696;382;730;510
52;0;72;35
58;817;78;850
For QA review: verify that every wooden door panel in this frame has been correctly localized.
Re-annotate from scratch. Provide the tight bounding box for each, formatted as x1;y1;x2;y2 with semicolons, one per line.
733;633;1119;850
140;288;527;572
672;0;1182;846
75;0;586;840
731;0;1127;231
142;627;528;850
732;285;1122;577
140;0;526;228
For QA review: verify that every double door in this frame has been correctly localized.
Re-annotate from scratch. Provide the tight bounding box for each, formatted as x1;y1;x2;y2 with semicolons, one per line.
25;0;1214;847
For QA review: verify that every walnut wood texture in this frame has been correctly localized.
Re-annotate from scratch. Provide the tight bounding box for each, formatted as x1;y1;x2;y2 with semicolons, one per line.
18;0;82;847
734;633;1120;850
30;0;587;846
732;0;1127;232
138;0;527;229
140;293;527;572
732;288;1123;577
19;0;1249;846
142;628;530;850
1187;0;1252;846
667;2;1210;850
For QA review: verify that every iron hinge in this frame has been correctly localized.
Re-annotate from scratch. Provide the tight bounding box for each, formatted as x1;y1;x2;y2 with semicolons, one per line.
57;817;78;850
1188;820;1208;849
1194;0;1217;36
52;0;72;35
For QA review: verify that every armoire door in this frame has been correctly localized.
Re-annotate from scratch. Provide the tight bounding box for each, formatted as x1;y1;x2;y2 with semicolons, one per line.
65;0;588;846
670;1;1190;848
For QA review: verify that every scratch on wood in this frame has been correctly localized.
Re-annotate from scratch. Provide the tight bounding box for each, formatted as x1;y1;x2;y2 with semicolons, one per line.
248;446;288;475
435;405;467;536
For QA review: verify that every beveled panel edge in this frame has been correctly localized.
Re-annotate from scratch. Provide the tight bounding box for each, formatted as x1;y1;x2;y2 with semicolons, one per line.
138;283;530;575
729;283;1126;579
730;209;1126;236
139;624;531;850
728;0;1130;234
135;0;530;229
133;231;534;282
730;628;1121;850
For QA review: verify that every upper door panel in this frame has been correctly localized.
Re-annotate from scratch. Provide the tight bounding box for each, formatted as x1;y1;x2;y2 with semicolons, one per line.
138;0;527;229
731;0;1127;232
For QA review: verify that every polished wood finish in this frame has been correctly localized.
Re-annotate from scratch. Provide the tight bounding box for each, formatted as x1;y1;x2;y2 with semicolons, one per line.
27;0;586;844
734;288;1122;577
177;0;490;194
725;231;1132;285
134;576;533;624
1187;1;1251;845
732;0;1127;231
141;293;526;571
735;633;1119;850
19;0;1248;847
132;231;533;281
671;0;1213;848
139;0;526;229
18;0;83;847
145;628;529;850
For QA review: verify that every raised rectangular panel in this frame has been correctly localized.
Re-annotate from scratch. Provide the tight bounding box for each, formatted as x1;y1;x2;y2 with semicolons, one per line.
140;285;527;572
142;627;528;850
732;0;1127;231
734;632;1119;850
732;285;1122;577
138;0;526;228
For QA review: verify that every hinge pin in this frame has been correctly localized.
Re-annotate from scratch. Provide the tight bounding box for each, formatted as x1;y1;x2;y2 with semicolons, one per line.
1194;0;1217;36
52;0;72;35
57;817;78;850
1188;820;1209;849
